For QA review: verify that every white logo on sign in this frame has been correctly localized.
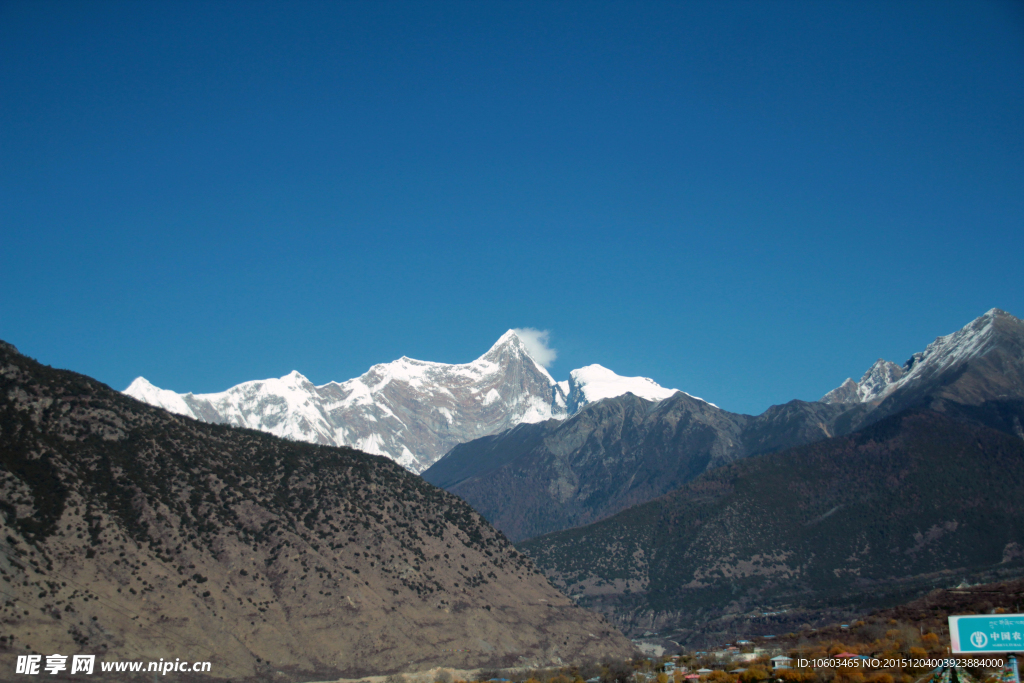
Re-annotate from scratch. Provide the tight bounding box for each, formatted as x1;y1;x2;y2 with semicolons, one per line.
970;632;988;648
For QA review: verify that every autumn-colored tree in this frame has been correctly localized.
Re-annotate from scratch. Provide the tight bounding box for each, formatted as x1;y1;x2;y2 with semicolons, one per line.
739;666;770;683
777;669;809;683
706;670;736;683
602;661;633;683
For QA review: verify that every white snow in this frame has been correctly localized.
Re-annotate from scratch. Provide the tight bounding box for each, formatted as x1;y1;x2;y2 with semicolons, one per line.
124;377;198;418
518;395;558;423
123;328;567;473
570;364;680;404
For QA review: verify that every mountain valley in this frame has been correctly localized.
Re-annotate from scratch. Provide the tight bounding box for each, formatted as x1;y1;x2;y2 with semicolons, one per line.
6;307;1021;675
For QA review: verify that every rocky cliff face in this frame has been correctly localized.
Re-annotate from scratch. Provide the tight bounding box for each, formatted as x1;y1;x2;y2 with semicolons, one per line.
0;342;633;680
125;331;567;473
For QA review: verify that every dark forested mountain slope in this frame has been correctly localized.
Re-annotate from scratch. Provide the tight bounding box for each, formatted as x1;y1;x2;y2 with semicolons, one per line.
0;341;633;681
519;402;1024;640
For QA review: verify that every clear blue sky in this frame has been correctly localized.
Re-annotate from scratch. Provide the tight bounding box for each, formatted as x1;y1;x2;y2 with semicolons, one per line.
2;1;1022;415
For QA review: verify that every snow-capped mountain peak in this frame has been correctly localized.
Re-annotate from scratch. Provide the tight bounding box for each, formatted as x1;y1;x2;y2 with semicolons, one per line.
124;329;725;472
124;331;568;473
482;329;558;384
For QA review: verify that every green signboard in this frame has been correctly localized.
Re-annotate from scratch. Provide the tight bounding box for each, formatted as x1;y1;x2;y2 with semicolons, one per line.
949;614;1024;653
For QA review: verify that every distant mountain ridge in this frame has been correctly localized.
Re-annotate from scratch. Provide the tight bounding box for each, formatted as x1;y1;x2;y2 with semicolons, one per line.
127;331;568;473
422;392;858;541
423;308;1024;541
125;331;685;473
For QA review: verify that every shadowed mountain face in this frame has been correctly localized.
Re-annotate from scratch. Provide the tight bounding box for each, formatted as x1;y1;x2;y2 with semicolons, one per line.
423;394;865;542
519;403;1024;639
0;342;633;681
423;309;1024;542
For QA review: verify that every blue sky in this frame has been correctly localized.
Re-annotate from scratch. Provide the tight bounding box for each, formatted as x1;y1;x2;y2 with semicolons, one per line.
2;1;1022;416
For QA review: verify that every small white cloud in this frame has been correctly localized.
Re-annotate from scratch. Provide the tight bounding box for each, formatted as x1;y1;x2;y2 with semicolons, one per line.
512;328;557;368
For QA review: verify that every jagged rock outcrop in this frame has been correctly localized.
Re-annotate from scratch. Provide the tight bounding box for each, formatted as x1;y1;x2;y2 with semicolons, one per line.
822;359;904;404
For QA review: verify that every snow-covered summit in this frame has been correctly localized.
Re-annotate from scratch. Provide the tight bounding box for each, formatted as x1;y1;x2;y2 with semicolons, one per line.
124;329;718;472
124;377;197;418
125;330;567;473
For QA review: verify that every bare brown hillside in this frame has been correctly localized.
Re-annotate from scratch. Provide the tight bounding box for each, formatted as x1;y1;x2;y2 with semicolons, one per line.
0;341;633;681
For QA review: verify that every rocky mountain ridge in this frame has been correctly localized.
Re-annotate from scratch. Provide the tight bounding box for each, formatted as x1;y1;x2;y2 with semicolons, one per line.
822;308;1024;410
422;393;860;542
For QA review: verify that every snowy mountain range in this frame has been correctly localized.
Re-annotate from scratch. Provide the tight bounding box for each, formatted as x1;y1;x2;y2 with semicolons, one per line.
125;330;685;473
125;309;1022;476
